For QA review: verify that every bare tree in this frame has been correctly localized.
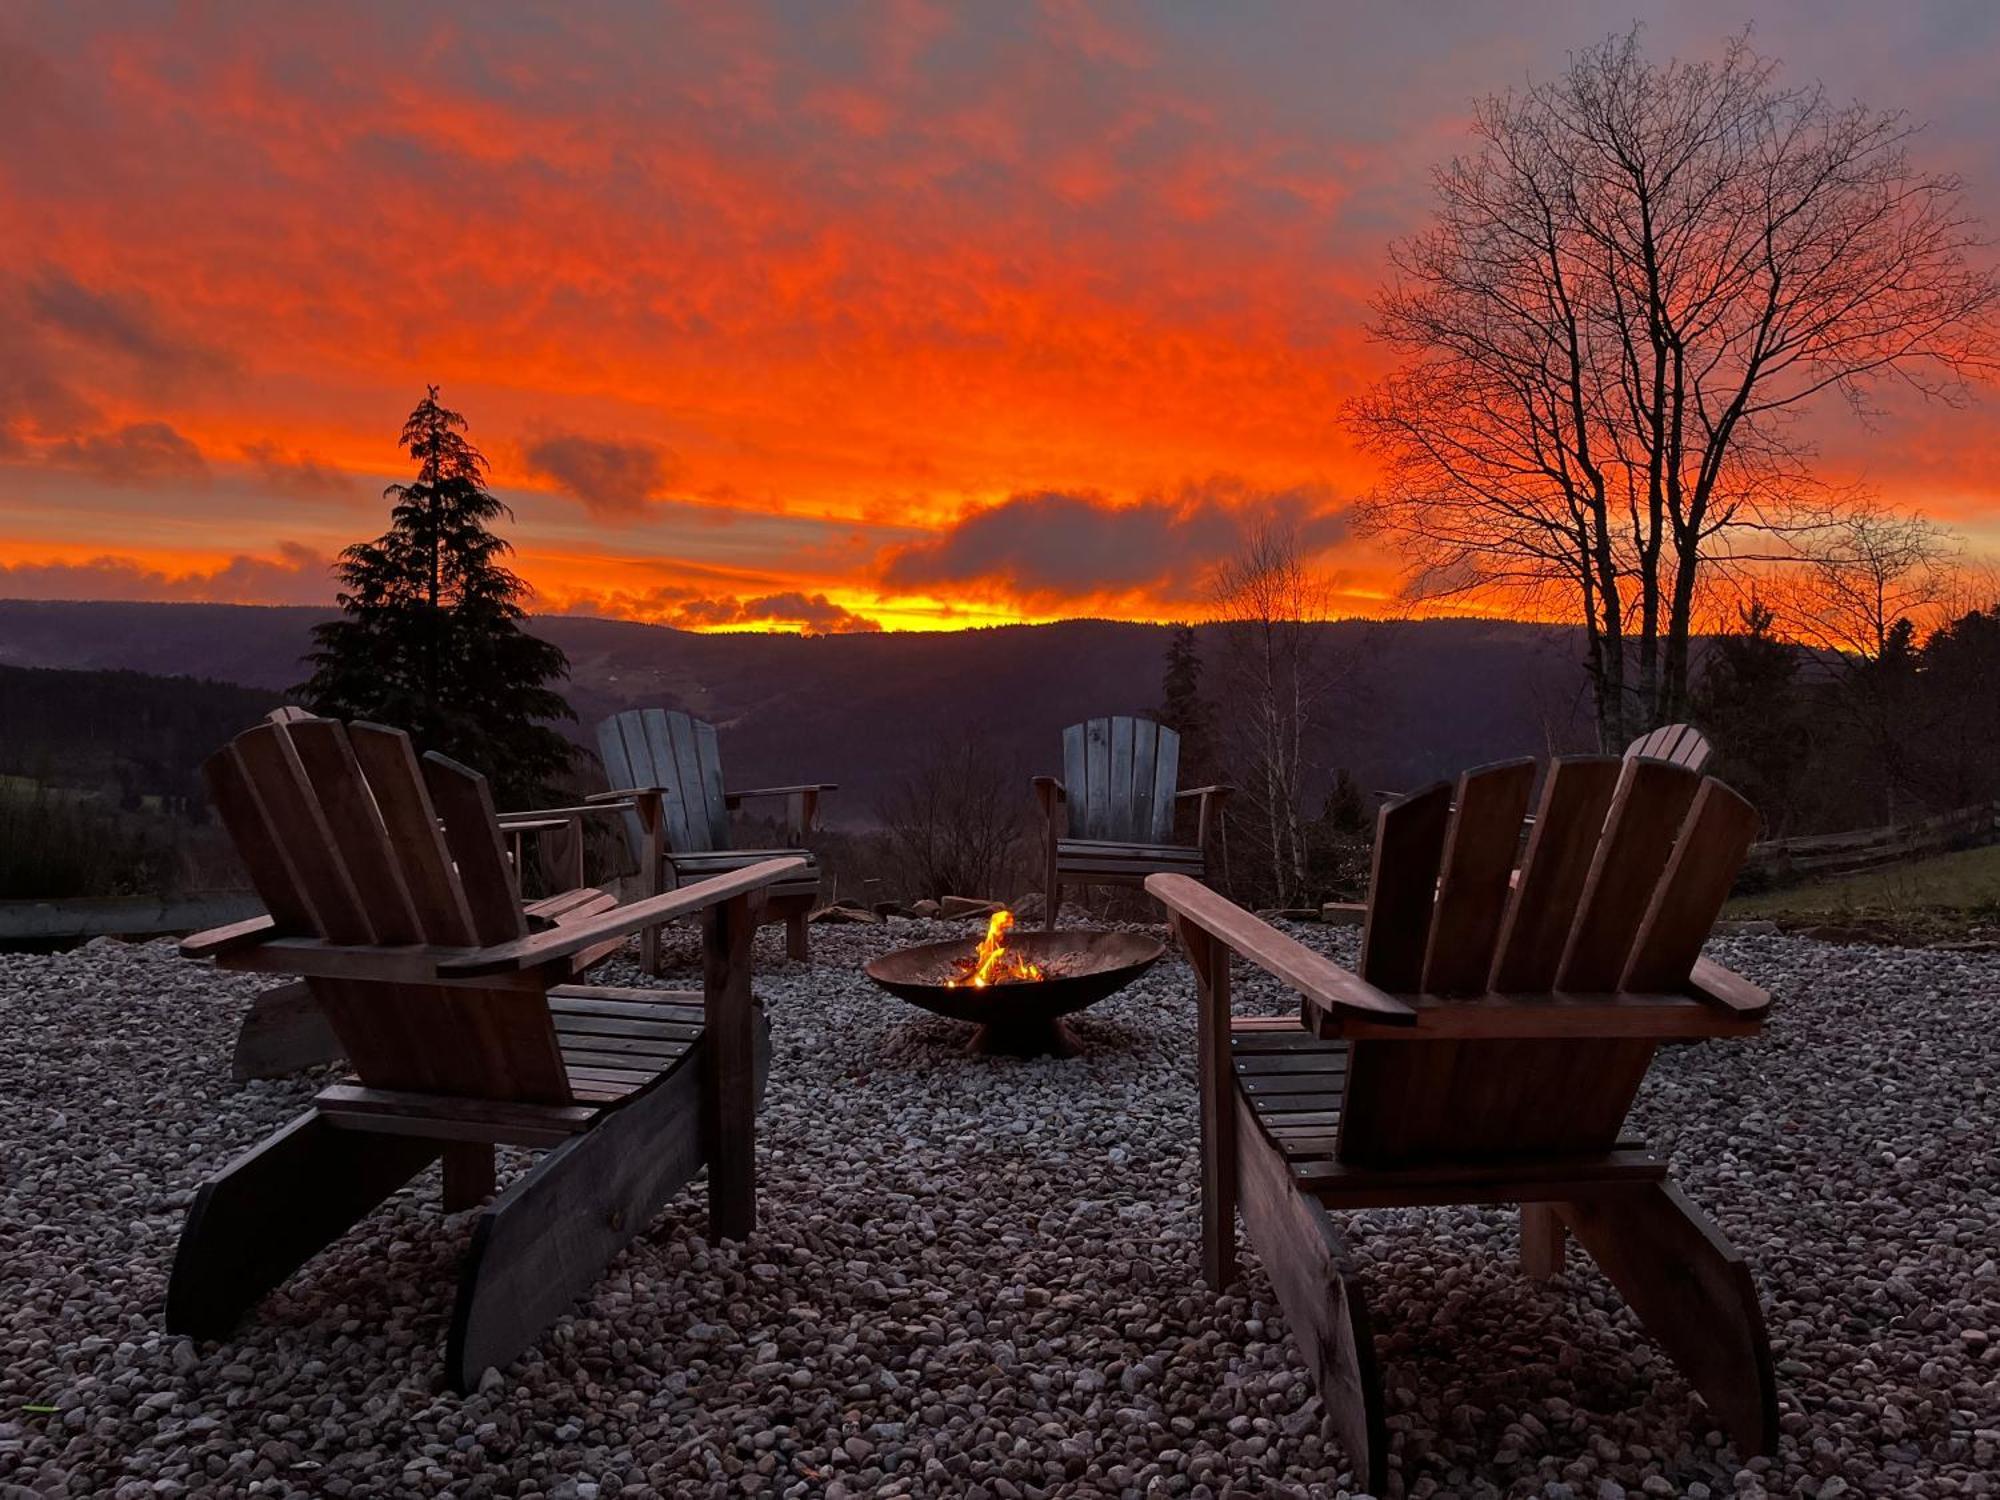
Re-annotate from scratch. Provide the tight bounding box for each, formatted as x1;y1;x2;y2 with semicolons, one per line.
1209;522;1343;906
1346;29;1997;747
1786;502;1960;662
881;733;1027;902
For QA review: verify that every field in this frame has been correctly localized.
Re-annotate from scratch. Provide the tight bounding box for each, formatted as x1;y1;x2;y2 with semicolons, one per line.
1728;842;2000;943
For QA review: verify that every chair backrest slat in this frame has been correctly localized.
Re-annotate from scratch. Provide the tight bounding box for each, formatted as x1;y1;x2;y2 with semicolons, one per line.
1489;756;1623;993
231;723;374;945
203;745;319;934
1150;723;1181;843
594;713;646;863
286;719;423;946
1623;779;1760;992
1359;781;1452;993
664;710;713;851
1061;717;1184;844
1131;718;1160;842
639;709;694;851
1061;723;1089;831
1109;716;1136;831
202;715;570;1105
1083;718;1112;838
421;754;528;946
1421;759;1536;995
693;718;730;847
1558;759;1700;992
347;723;479;947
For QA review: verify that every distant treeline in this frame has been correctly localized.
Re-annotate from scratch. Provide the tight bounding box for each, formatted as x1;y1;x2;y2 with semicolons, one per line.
1696;604;2000;842
0;664;280;900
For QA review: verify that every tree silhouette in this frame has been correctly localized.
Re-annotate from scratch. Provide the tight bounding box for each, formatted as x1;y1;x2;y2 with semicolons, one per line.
298;387;573;803
1348;29;1996;747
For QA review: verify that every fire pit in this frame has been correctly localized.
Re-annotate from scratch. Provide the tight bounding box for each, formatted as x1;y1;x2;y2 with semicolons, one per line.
864;911;1164;1057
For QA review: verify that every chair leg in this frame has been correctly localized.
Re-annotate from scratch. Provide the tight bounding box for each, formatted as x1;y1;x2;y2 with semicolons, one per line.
784;905;809;963
442;1142;497;1212
1560;1184;1779;1457
448;1010;773;1391
230;979;343;1081
702;891;759;1241
1232;1090;1388;1493
1521;1202;1567;1279
167;1111;439;1339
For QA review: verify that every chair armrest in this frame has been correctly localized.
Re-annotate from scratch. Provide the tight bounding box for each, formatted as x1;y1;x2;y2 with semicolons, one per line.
722;783;839;804
182;912;277;958
1688;956;1771;1017
438;856;808;977
1173;784;1237;802
498;802;631;825
1146;872;1415;1026
585;786;664;804
1031;775;1066;800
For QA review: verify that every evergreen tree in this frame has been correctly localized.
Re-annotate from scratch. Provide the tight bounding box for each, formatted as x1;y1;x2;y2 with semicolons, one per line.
1690;600;1805;832
297;387;573;804
1157;625;1214;785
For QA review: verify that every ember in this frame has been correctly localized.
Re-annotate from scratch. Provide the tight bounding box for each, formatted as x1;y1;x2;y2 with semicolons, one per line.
945;910;1047;987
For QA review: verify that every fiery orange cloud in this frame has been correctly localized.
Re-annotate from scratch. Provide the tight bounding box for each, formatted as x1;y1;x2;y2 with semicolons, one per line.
0;4;1995;631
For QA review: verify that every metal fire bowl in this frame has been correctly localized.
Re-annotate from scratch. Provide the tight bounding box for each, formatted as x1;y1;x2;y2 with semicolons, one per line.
864;928;1165;1056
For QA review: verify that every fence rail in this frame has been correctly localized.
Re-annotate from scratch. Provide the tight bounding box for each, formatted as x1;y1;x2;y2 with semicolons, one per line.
1746;801;2000;881
0;894;262;945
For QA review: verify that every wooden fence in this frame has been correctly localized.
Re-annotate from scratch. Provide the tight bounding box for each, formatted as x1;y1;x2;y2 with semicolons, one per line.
1746;801;2000;882
0;894;262;946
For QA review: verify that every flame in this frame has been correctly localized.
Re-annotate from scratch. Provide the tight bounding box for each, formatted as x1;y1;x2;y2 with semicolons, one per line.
947;909;1047;987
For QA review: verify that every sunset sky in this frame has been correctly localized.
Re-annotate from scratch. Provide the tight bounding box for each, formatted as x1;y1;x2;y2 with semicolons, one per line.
2;2;1996;633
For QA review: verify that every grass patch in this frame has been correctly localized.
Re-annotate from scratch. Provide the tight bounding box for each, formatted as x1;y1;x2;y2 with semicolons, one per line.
1727;841;2000;944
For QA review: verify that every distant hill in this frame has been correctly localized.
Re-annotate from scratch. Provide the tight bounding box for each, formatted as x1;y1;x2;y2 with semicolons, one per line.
0;600;1599;819
0;661;281;806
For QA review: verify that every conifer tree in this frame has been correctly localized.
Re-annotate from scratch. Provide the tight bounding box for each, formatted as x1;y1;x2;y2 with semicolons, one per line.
1157;625;1214;784
298;387;573;804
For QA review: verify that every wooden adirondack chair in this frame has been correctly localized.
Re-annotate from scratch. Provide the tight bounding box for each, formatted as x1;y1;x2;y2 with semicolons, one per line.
231;710;622;1082
169;713;804;1388
588;707;831;969
1033;716;1231;929
1626;721;1712;770
1150;755;1777;1490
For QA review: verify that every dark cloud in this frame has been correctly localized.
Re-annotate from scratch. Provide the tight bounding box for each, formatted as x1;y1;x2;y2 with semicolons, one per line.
546;584;881;634
879;480;1350;604
239;440;360;498
668;591;882;634
26;269;231;379
47;421;207;484
522;432;678;518
0;542;332;605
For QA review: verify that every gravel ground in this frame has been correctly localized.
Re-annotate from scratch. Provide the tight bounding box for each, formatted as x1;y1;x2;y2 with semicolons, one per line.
0;920;1994;1499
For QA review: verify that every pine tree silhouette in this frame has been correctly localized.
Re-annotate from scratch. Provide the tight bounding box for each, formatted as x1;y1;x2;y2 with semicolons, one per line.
297;387;573;804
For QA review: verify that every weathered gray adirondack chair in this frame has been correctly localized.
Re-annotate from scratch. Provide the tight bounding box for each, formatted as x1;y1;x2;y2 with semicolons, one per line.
1032;716;1231;929
170;713;803;1388
1625;721;1712;770
592;708;832;969
1151;755;1777;1490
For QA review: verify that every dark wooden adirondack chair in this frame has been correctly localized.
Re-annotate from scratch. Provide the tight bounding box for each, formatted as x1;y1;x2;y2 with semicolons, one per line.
1150;755;1777;1490
169;713;804;1388
591;708;831;969
231;711;620;1082
1033;716;1231;929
